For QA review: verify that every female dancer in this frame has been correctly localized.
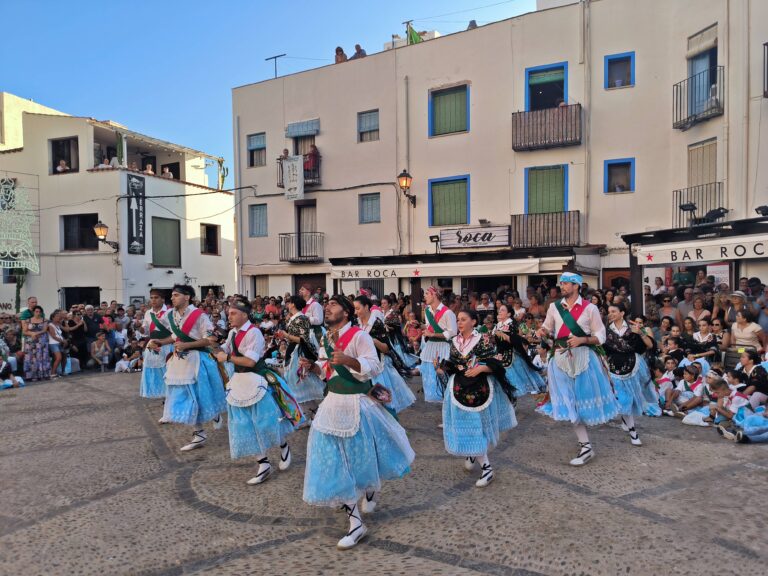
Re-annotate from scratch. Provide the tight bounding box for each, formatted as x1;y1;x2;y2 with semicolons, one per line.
493;304;545;395
439;309;517;487
381;295;419;375
355;295;416;413
604;302;654;446
277;295;326;409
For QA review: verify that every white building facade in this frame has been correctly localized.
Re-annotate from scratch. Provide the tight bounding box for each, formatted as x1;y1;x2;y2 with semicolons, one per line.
233;0;768;298
0;93;236;311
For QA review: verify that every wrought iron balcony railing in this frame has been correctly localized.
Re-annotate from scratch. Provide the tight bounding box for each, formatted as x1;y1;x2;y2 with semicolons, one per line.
510;210;582;248
511;104;582;151
278;232;324;263
276;155;321;188
673;66;725;130
672;182;726;228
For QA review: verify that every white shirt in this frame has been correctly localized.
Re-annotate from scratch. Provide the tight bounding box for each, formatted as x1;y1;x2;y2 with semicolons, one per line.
542;296;607;344
315;322;381;382
221;320;264;363
158;305;213;340
425;303;458;340
142;305;169;336
304;300;324;327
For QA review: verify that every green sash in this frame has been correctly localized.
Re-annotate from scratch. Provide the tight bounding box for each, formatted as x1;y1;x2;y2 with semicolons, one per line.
425;307;444;334
553;301;606;356
167;312;196;343
149;312;172;338
322;333;372;395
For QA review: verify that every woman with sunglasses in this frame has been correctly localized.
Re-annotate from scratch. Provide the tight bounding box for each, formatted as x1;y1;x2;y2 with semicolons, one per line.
711;318;731;350
657;296;682;327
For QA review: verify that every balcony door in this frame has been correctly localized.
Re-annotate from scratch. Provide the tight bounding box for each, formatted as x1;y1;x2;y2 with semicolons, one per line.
527;165;566;214
293;136;315;155
688;139;716;187
688;47;717;117
297;203;317;258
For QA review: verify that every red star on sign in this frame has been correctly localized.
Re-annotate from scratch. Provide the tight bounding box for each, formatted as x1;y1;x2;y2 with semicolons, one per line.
646;253;654;262
412;268;421;276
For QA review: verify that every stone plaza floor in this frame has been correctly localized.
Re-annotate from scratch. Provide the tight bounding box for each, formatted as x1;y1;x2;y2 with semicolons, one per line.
0;371;766;575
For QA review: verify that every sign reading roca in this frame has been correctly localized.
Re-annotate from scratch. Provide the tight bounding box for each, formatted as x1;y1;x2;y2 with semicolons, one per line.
439;225;510;249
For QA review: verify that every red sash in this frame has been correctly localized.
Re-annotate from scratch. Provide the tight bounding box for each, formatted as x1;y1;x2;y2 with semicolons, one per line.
149;309;166;333
371;305;382;312
555;300;587;339
324;325;361;379
426;305;448;334
302;304;310;314
234;324;256;351
181;308;204;336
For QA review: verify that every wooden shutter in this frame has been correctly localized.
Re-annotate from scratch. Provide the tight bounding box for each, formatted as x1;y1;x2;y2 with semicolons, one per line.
431;179;468;226
432;86;467;135
527;166;565;214
688;139;716;186
152;217;181;267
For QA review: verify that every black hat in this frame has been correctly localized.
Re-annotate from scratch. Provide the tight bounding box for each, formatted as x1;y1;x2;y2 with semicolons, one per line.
329;294;355;322
230;298;251;315
172;284;195;298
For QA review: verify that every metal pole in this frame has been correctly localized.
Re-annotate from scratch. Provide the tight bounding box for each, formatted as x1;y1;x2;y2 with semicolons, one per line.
265;54;286;79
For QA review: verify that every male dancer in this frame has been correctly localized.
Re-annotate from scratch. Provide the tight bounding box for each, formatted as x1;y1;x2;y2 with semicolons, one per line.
139;289;171;407
148;285;227;451
418;286;457;403
215;298;297;485
536;273;620;465
300;295;414;550
298;284;324;345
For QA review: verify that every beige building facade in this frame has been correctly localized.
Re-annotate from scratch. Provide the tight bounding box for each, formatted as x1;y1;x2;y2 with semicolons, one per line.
233;0;768;298
0;93;236;311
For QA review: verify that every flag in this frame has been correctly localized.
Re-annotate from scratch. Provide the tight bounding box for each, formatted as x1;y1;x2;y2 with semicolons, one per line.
407;23;422;45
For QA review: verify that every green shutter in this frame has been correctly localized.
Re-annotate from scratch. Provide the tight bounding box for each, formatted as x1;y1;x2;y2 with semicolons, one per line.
529;68;565;85
527;166;565;214
431;179;468;225
432;86;467;135
152;217;181;267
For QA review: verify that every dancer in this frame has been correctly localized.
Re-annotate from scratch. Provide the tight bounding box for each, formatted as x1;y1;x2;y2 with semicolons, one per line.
439;309;517;487
418;286;457;403
381;295;419;375
360;288;384;322
535;273;620;466
354;295;416;414
140;289;172;403
604;302;655;446
301;295;414;550
215;298;297;485
277;295;325;407
147;285;226;451
492;304;545;395
298;284;324;346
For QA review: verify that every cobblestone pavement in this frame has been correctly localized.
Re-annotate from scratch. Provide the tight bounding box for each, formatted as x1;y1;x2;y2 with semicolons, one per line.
1;371;766;576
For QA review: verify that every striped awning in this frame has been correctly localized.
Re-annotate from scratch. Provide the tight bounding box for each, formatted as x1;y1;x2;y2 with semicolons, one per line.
285;119;320;138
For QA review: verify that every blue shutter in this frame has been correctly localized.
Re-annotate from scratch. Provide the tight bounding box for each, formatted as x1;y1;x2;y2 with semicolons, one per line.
249;204;268;237
358;110;379;133
247;133;266;151
359;193;380;223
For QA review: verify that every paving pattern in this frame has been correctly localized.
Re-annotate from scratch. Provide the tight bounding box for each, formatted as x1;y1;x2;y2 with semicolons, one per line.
0;372;766;575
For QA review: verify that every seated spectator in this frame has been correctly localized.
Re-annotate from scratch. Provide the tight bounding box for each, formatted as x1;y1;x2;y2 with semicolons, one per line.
0;359;23;389
334;46;348;63
711;318;730;350
740;350;768;409
708;374;751;431
725;368;748;393
731;310;765;353
161;166;174;179
663;336;685;364
651;276;667;296
687;296;711;322
56;159;70;173
663;364;705;416
689;318;719;364
348;44;367;60
88;332;112;370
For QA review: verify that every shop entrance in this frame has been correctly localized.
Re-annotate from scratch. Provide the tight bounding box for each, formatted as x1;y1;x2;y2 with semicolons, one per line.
461;277;516;298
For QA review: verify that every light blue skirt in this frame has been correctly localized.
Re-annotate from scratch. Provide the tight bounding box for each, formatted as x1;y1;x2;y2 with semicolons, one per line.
227;393;296;460
303;397;415;507
546;349;620;426
374;356;416;413
163;353;227;426
443;377;517;456
284;349;326;403
392;339;419;370
611;354;651;417
140;344;172;398
419;340;450;403
505;352;546;395
1;376;24;389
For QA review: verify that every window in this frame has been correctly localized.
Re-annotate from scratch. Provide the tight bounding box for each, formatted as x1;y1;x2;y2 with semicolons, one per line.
200;223;220;255
358;193;381;224
2;268;16;284
62;213;99;251
688;139;717;186
526;63;567;111
152;217;181;267
358;110;379;142
50;136;79;174
429;85;469;136
604;52;635;89
249;204;268;237
252;275;269;297
293;135;315;155
604;158;635;193
247;133;266;167
525;166;567;213
429;176;469;226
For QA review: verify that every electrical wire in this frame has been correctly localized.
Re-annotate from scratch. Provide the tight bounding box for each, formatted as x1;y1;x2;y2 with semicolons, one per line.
145;195;247;222
411;0;520;22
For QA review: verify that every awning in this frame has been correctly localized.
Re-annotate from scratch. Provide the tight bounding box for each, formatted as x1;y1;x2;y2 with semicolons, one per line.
332;258;541;279
634;233;768;265
285;119;320;138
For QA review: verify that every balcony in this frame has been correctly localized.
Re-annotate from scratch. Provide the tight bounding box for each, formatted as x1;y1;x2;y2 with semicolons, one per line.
672;66;725;130
510;210;582;248
511;104;582;151
279;232;324;263
672;182;726;228
276;155;322;189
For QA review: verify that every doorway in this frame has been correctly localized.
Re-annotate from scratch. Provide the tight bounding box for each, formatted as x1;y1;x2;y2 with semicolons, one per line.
63;287;101;309
160;162;180;180
293;274;327;296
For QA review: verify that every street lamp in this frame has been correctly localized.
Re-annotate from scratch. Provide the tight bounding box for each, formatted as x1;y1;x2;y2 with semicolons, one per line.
397;169;416;207
93;220;119;252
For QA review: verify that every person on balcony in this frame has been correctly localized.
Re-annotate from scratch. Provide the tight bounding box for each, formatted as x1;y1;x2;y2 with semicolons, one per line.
334;46;348;63
161;166;174;179
143;163;155;176
304;145;319;175
349;44;367;60
56;159;70;173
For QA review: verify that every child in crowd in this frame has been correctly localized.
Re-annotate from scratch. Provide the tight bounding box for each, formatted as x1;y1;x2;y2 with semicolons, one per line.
664;364;706;416
0;359;24;389
706;373;751;430
726;369;748;393
405;311;422;354
663;336;686;364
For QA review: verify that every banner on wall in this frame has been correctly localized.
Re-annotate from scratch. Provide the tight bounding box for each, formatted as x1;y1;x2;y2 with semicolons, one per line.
127;174;146;254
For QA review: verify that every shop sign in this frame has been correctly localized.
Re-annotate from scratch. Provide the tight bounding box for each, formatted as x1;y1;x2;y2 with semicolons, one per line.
636;235;768;265
439;226;510;249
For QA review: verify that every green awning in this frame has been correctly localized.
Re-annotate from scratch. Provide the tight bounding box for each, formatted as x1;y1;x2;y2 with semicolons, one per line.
529;68;564;85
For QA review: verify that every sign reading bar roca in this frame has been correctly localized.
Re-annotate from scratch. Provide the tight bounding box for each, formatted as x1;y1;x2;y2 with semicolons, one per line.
439;225;510;249
635;234;768;265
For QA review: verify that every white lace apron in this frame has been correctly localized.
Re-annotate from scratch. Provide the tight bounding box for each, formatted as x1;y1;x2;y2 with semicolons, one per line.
226;372;268;407
553;346;590;379
165;350;201;386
